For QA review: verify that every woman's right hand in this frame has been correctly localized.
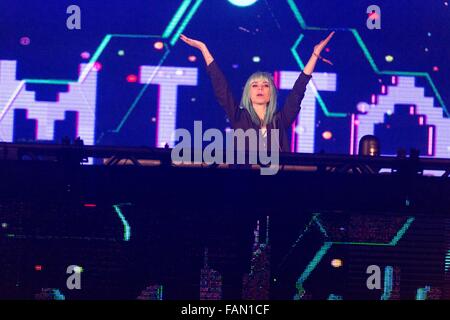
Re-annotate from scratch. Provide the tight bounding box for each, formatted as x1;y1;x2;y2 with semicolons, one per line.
180;34;206;50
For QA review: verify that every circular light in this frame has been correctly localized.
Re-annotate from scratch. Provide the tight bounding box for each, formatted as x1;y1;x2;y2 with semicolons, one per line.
252;56;261;63
80;51;90;60
188;55;197;62
118;50;125;56
126;74;138;83
20;37;31;46
357;102;370;113
228;0;258;7
93;62;102;71
1;222;7;228
433;66;439;72
35;265;43;271
322;131;333;140
232;64;239;69
151;117;156;122
331;259;343;268
385;55;394;63
154;41;164;50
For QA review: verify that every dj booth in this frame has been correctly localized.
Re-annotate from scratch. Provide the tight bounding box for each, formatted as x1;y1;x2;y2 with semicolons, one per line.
1;142;450;300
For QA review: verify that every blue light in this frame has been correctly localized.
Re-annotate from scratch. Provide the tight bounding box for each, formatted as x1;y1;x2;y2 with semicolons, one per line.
228;0;258;7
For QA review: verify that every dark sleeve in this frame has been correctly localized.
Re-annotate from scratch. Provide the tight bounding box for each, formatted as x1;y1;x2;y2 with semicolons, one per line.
206;60;239;123
279;72;312;128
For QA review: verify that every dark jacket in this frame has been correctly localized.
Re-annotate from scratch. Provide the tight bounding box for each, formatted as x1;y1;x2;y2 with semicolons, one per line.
206;60;312;153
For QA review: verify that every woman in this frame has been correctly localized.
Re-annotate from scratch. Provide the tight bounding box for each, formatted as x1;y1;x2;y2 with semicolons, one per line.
180;32;335;154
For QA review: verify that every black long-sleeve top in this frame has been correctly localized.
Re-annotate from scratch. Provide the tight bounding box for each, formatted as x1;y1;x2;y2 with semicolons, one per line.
206;60;312;153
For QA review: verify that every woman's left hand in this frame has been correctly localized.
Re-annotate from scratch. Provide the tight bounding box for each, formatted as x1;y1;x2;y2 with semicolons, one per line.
313;31;335;56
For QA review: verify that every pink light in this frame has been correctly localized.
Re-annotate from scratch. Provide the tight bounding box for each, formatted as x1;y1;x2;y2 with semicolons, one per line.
371;94;377;104
20;37;31;46
155;86;161;147
419;116;424;125
350;114;355;155
273;71;280;89
381;85;386;94
391;76;397;85
80;51;90;60
291;122;296;152
409;106;415;115
126;74;138;83
35;265;42;271
433;66;439;72
93;62;102;71
188;55;197;62
428;127;434;156
84;204;97;208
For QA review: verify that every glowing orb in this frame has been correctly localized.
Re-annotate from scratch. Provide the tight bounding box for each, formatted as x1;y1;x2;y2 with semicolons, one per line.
154;41;164;50
93;62;102;71
252;56;261;63
228;0;258;7
80;51;90;59
385;55;394;63
331;259;343;268
126;74;138;83
20;37;31;46
322;131;333;140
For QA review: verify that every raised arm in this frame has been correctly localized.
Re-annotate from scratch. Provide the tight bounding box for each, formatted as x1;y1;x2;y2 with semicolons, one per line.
303;31;335;76
180;34;239;123
280;31;335;127
180;34;214;66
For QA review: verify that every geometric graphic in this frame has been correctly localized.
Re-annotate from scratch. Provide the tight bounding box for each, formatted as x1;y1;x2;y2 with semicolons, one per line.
139;66;197;148
0;60;98;145
279;72;337;153
355;77;450;158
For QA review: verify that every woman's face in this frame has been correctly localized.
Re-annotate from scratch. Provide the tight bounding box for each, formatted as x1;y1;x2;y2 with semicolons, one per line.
249;78;271;106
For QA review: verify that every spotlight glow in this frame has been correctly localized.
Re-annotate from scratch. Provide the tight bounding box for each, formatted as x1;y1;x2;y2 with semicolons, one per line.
80;52;90;60
154;41;164;50
228;0;258;7
252;56;261;63
385;55;394;63
126;74;138;83
322;131;333;140
331;259;343;268
20;37;31;46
